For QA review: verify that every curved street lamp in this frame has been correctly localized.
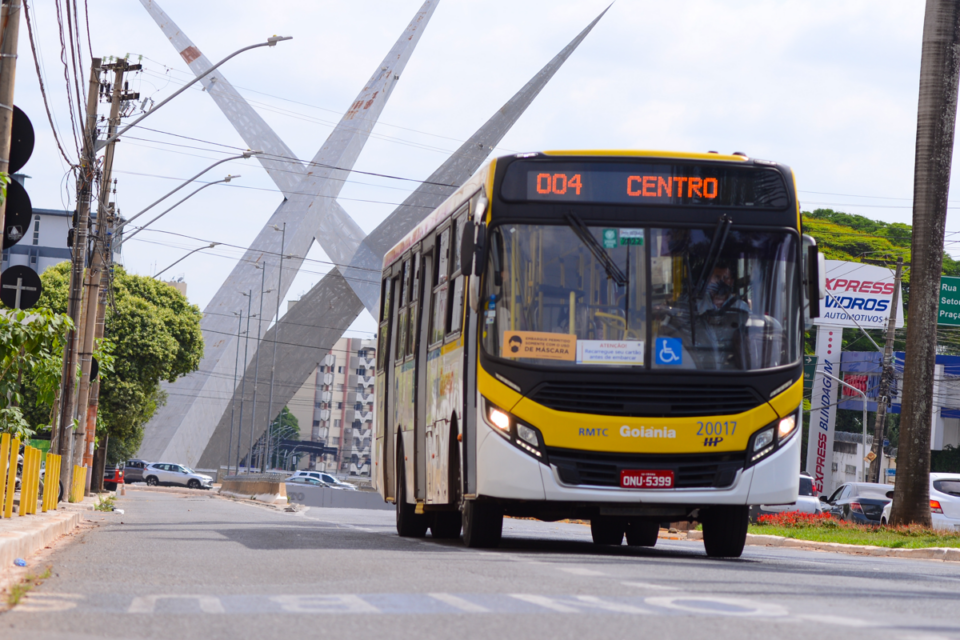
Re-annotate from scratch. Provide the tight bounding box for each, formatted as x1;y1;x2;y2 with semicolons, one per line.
153;242;220;279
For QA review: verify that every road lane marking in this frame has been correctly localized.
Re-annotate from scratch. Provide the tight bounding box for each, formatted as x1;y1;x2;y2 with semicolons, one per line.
558;567;607;576
15;593;84;613
428;593;490;612
622;581;680;591
128;595;225;614
270;594;379;613
645;596;788;617
795;614;878;628
510;594;649;614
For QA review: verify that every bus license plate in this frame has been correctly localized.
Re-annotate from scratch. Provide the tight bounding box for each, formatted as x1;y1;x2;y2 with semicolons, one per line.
620;470;674;489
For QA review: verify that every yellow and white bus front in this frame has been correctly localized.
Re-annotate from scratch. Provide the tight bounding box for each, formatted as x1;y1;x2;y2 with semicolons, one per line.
471;153;804;522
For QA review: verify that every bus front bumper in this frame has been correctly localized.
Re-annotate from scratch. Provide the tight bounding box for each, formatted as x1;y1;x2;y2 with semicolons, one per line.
476;422;800;507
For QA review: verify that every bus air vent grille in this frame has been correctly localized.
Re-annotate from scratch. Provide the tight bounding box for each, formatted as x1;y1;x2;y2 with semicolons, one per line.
528;382;762;417
546;448;744;489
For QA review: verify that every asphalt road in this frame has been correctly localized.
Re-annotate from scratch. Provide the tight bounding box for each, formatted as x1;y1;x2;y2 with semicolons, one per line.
2;487;959;640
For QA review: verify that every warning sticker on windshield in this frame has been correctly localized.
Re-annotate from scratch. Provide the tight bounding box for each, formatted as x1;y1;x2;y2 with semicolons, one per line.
577;340;644;365
502;331;576;361
619;228;644;245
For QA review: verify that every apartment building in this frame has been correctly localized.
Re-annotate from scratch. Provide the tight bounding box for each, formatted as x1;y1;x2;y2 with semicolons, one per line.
287;336;375;478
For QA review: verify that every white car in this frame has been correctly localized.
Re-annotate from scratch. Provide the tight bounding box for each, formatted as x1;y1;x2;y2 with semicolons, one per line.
289;470;357;490
881;473;960;531
750;474;823;522
144;463;214;489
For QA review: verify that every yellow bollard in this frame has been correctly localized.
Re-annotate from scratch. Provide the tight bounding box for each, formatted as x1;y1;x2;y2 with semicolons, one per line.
26;448;39;515
4;437;18;518
41;451;50;513
51;454;61;510
0;433;9;518
78;466;88;502
19;446;31;515
44;454;56;511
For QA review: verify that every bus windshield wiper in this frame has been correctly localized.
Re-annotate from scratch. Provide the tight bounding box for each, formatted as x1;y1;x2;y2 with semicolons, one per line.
693;214;732;298
565;213;627;287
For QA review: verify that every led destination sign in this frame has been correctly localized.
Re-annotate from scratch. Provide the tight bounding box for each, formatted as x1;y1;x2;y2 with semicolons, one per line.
500;160;790;208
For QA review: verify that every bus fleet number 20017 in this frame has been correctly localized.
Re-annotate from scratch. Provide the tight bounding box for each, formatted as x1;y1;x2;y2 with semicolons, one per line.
696;421;736;436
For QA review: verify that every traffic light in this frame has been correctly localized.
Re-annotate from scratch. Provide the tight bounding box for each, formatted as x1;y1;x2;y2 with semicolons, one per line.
1;104;41;311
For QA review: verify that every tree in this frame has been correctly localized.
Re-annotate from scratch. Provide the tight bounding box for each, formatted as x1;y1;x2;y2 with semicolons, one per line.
24;262;203;463
893;0;960;527
266;406;299;469
0;308;73;438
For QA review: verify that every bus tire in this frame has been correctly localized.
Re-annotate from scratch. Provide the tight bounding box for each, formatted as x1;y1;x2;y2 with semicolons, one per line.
462;500;502;548
396;444;428;538
625;520;658;547
701;505;749;558
590;517;624;545
431;511;462;539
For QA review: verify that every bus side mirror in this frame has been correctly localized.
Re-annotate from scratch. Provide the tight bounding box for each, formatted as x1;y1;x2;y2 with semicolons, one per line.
802;235;824;322
461;222;476;276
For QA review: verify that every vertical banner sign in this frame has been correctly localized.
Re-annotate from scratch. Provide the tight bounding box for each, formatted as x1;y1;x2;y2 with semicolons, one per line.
806;326;841;496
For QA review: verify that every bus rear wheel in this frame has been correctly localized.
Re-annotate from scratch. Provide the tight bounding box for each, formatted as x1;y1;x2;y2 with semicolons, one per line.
701;506;749;558
625;520;659;547
462;500;502;548
590;517;624;545
396;448;428;538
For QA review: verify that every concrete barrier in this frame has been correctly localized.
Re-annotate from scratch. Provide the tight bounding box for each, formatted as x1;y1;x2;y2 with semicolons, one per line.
284;484;392;511
219;477;287;504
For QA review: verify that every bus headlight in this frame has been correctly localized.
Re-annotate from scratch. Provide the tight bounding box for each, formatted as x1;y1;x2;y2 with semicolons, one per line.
481;397;546;460
745;409;799;468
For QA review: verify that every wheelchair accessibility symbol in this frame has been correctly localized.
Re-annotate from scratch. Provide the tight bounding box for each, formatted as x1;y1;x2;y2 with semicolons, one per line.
655;338;683;365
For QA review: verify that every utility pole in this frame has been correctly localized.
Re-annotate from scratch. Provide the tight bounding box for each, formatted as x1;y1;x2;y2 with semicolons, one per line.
866;256;904;483
0;0;21;241
264;223;285;473
237;291;253;473
54;58;102;499
227;309;242;476
74;60;139;493
250;264;267;472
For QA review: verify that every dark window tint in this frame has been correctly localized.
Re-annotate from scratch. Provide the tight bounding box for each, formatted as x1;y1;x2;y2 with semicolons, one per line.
798;477;815;497
934;480;960;497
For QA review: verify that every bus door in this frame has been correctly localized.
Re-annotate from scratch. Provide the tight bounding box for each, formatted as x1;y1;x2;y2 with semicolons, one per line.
409;251;426;501
383;275;401;501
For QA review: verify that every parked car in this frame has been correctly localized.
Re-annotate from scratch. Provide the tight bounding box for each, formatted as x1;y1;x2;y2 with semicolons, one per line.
103;465;124;491
143;463;213;489
123;459;150;484
880;473;960;530
821;482;893;525
285;476;337;488
750;473;823;522
289;470;357;490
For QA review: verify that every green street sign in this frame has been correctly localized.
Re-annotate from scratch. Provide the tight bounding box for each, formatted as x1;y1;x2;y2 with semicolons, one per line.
938;276;960;326
803;355;818;391
602;229;618;249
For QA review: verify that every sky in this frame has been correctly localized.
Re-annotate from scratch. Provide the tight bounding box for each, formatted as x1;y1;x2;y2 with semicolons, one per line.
11;0;948;339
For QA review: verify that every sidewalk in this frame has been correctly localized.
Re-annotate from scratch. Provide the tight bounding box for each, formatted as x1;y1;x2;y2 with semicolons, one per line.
0;494;99;571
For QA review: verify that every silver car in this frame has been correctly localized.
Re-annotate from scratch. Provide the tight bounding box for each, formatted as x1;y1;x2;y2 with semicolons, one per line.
289;470;357;490
144;463;213;490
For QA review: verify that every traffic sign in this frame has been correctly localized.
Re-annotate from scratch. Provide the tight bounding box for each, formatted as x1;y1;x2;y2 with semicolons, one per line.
0;265;42;310
9;106;34;174
803;355;818;391
3;179;33;249
939;276;960;326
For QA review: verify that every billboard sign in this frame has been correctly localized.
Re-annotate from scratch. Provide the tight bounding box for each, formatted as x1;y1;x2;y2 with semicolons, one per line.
814;260;904;330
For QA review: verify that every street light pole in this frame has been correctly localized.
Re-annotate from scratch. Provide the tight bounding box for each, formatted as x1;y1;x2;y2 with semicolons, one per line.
118;175;240;246
227;310;243;476
237;291;253;473
264;223;286;472
153;242;219;279
249;264;271;472
99;36;292;149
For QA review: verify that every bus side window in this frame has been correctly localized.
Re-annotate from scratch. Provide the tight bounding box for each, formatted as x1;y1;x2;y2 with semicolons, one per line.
406;252;421;358
447;214;466;336
396;259;411;363
377;276;392;373
438;228;450;284
431;239;448;346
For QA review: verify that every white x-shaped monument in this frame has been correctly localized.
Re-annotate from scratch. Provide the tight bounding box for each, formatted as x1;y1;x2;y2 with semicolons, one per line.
135;0;608;468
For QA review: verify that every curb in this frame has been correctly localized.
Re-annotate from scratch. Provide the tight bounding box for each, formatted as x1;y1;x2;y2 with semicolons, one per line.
685;530;960;562
0;503;91;569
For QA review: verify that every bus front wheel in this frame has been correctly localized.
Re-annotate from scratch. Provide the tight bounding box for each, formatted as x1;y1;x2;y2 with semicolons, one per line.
625;520;659;547
701;506;749;558
590;517;624;545
462;500;502;548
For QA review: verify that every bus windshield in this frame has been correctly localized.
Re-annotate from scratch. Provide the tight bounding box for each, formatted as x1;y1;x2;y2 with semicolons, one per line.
481;222;799;371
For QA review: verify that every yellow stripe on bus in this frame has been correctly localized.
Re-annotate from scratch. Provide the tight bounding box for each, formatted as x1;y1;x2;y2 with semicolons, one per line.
769;377;803;419
542;150;749;163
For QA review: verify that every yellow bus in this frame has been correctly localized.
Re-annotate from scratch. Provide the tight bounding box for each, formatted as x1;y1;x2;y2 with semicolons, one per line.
375;150;823;557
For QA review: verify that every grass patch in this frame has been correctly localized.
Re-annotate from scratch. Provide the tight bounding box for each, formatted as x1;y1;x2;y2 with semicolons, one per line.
94;495;116;512
750;511;960;549
7;566;52;607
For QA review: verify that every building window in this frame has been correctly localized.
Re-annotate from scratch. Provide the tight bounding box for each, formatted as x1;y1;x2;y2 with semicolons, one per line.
845;464;857;475
334;419;341;428
354;403;362;411
337;366;343;374
357;350;366;358
315;402;322;408
356;367;366;376
332;437;340;445
336;402;343;409
30;255;37;264
357;385;364;393
312;420;320;427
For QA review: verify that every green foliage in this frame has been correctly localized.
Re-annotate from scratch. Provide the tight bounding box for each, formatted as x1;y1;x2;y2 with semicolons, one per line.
270;406;300;441
0;308;74;438
932;445;960;473
24;262;203;463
